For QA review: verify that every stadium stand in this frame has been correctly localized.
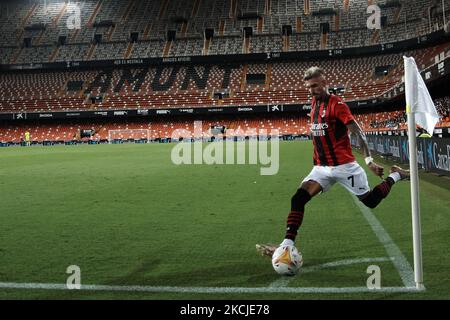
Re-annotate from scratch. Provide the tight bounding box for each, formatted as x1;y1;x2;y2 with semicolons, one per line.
1;0;449;63
0;114;309;142
1;0;450;146
1;95;450;143
1;41;449;113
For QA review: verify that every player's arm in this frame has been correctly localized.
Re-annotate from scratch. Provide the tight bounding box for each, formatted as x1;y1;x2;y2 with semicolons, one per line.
346;120;384;178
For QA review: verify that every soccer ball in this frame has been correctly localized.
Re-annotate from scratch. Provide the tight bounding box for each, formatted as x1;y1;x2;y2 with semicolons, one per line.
271;245;303;276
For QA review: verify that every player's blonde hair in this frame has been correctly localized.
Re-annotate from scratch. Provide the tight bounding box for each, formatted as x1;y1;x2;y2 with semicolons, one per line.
303;66;325;81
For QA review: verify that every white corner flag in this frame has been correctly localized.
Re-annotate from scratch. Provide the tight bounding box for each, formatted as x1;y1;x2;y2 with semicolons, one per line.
403;56;440;291
404;56;440;135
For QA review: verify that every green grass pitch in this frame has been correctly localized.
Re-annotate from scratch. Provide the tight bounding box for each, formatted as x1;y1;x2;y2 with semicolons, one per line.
0;141;449;299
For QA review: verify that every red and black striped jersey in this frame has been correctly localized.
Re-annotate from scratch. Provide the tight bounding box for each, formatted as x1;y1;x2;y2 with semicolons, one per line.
309;94;355;166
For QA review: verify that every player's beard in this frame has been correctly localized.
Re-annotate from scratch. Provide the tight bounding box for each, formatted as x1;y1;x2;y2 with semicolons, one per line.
313;91;328;100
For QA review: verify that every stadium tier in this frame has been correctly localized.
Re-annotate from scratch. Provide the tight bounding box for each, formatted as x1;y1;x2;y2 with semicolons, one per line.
0;41;449;113
1;99;449;143
0;0;449;63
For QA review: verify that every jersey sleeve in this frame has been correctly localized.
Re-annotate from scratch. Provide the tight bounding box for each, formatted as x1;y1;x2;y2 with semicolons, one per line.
334;101;355;125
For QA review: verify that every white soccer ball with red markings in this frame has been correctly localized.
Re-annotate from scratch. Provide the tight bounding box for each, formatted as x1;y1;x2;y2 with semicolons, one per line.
271;245;303;276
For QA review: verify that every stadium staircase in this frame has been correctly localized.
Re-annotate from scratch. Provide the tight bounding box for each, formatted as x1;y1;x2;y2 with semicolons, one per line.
143;23;152;41
296;17;302;32
124;43;134;59
106;25;116;42
70;29;80;43
230;0;238;18
121;1;134;23
219;21;225;36
15;1;38;45
192;0;201;17
163;41;172;58
371;30;380;45
243;36;250;54
304;0;310;15
158;0;170;19
334;13;340;32
87;0;103;27
320;33;328;50
343;0;350;11
11;48;23;64
265;0;270;15
52;2;68;27
203;38;211;55
257;18;264;34
240;65;248;91
49;47;60;63
265;64;272;91
86;44;97;61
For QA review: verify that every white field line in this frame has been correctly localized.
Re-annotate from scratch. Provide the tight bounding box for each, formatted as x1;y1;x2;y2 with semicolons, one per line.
269;257;392;288
352;195;418;288
0;282;423;294
0;197;422;295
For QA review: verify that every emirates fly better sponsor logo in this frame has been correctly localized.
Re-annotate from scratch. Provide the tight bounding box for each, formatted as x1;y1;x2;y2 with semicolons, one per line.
310;123;329;137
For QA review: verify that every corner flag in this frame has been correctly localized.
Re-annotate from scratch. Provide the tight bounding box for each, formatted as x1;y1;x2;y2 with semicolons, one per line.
404;56;440;135
403;56;440;290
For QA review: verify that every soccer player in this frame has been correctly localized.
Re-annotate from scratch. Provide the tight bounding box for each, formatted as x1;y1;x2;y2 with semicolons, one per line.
256;66;410;257
24;131;31;146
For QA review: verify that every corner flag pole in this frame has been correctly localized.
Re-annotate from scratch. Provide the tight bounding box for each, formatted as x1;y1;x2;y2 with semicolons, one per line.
403;55;434;290
405;105;424;290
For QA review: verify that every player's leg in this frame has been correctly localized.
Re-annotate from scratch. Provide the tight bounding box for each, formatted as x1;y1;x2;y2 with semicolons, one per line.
335;162;410;209
283;180;321;243
256;181;321;256
256;166;332;257
358;165;410;208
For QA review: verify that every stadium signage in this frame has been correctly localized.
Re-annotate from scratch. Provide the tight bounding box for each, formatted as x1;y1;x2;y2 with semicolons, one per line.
113;111;128;116
1;99;383;121
156;110;171;114
14;113;26;120
1;30;447;72
162;57;192;63
137;109;149;115
66;61;81;68
356;136;450;176
238;107;254;112
269;105;283;112
329;49;343;56
433;142;450;172
8;63;44;70
376;142;384;153
114;59;143;65
266;52;281;59
389;142;400;158
381;43;394;50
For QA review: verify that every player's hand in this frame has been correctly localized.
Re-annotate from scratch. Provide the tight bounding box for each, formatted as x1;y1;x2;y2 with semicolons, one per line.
368;162;384;178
